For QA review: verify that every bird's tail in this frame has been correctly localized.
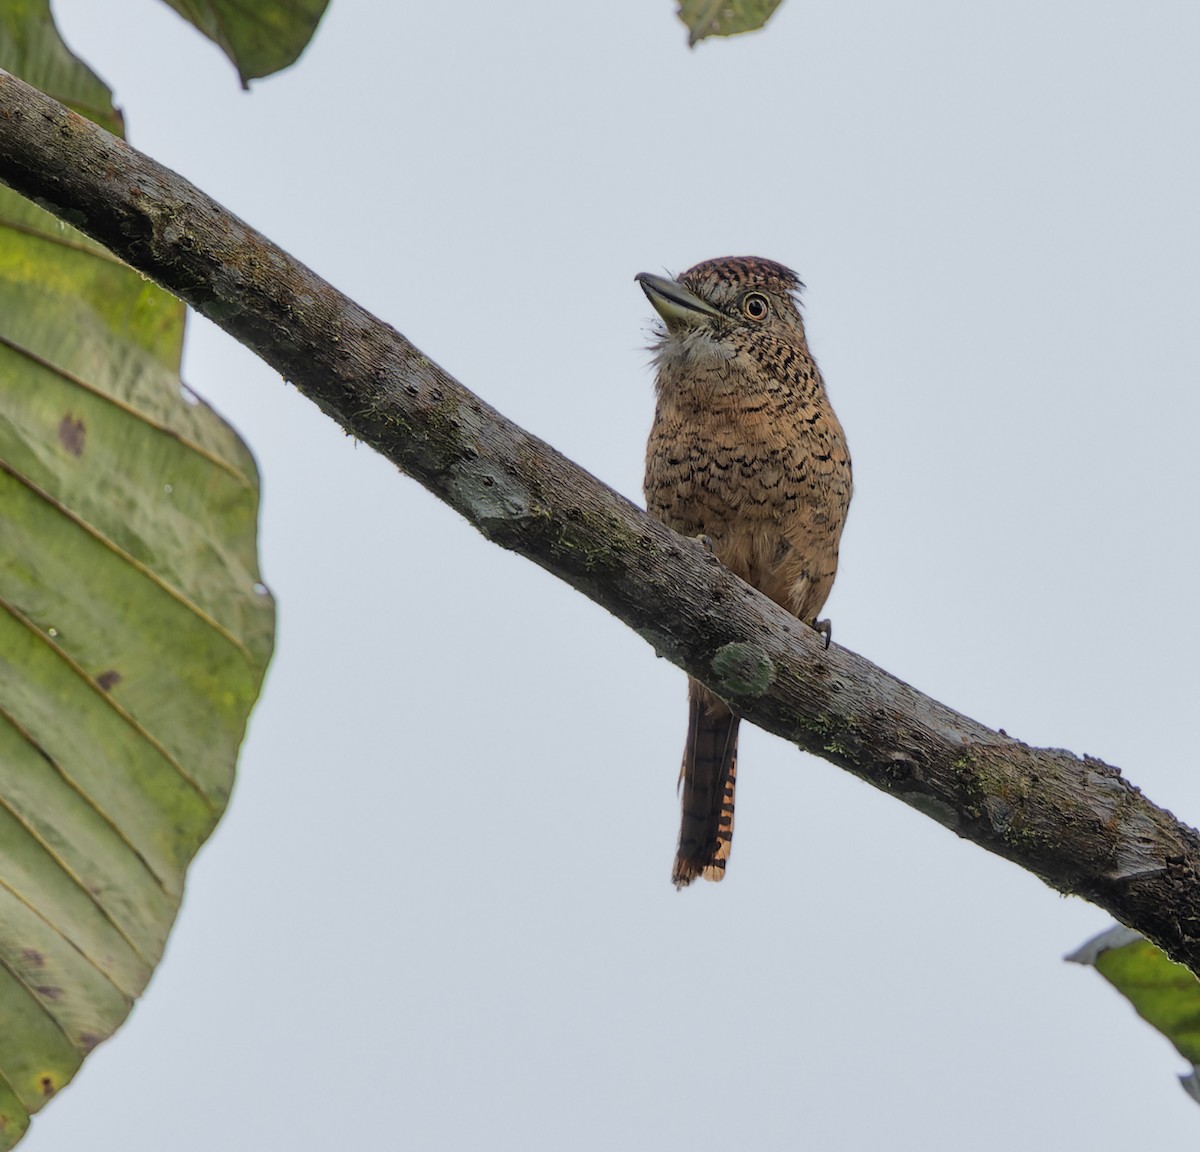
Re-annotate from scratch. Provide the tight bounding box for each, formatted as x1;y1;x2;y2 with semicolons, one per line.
673;679;739;888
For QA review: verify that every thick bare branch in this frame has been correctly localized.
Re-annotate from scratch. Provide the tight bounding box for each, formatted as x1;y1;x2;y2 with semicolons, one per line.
2;69;1198;970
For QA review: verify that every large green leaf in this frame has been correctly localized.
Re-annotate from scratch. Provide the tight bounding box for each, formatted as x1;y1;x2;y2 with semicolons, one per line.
677;0;783;46
1067;925;1200;1104
0;4;274;1146
158;0;330;86
0;0;121;134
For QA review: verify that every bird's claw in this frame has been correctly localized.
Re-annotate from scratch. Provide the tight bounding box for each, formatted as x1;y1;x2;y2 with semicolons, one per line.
812;617;832;650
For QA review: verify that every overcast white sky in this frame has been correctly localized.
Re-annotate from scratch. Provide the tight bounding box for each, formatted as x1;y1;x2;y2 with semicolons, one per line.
32;0;1200;1147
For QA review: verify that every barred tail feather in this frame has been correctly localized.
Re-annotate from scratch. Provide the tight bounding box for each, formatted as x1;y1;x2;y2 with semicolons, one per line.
672;679;739;888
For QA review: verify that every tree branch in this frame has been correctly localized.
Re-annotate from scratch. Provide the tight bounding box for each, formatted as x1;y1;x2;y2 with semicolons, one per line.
2;69;1198;970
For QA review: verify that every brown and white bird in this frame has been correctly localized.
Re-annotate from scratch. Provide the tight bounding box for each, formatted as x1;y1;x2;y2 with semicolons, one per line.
638;256;852;888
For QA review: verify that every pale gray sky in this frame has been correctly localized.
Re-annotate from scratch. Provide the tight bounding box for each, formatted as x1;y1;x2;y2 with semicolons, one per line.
35;1;1200;1148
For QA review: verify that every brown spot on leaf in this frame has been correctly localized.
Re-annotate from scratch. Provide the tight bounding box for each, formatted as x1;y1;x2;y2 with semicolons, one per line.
96;669;122;691
79;1033;101;1053
40;1076;55;1098
35;986;62;1000
58;414;86;457
21;948;45;968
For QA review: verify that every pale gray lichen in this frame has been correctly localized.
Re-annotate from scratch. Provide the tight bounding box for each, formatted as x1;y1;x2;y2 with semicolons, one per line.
906;793;962;831
446;456;533;533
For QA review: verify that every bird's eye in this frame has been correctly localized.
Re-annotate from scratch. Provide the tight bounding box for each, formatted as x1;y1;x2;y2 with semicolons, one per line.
741;293;770;321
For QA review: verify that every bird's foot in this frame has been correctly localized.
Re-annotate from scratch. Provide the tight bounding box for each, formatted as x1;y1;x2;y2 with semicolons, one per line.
811;617;832;650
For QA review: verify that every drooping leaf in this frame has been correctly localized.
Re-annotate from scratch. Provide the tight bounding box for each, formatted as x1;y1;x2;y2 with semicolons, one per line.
158;0;330;86
0;6;274;1147
1067;925;1200;1103
677;0;783;46
0;0;121;134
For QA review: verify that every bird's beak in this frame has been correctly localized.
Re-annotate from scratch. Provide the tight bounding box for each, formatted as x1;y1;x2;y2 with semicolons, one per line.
636;272;723;330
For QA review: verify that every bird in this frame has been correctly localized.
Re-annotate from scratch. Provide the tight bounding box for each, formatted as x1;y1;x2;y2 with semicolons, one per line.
637;256;852;888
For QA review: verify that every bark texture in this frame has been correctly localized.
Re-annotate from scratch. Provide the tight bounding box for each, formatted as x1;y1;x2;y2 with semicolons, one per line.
2;70;1198;970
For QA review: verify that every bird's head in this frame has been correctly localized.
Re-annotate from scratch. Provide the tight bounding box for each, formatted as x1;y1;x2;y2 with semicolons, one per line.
636;256;810;387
